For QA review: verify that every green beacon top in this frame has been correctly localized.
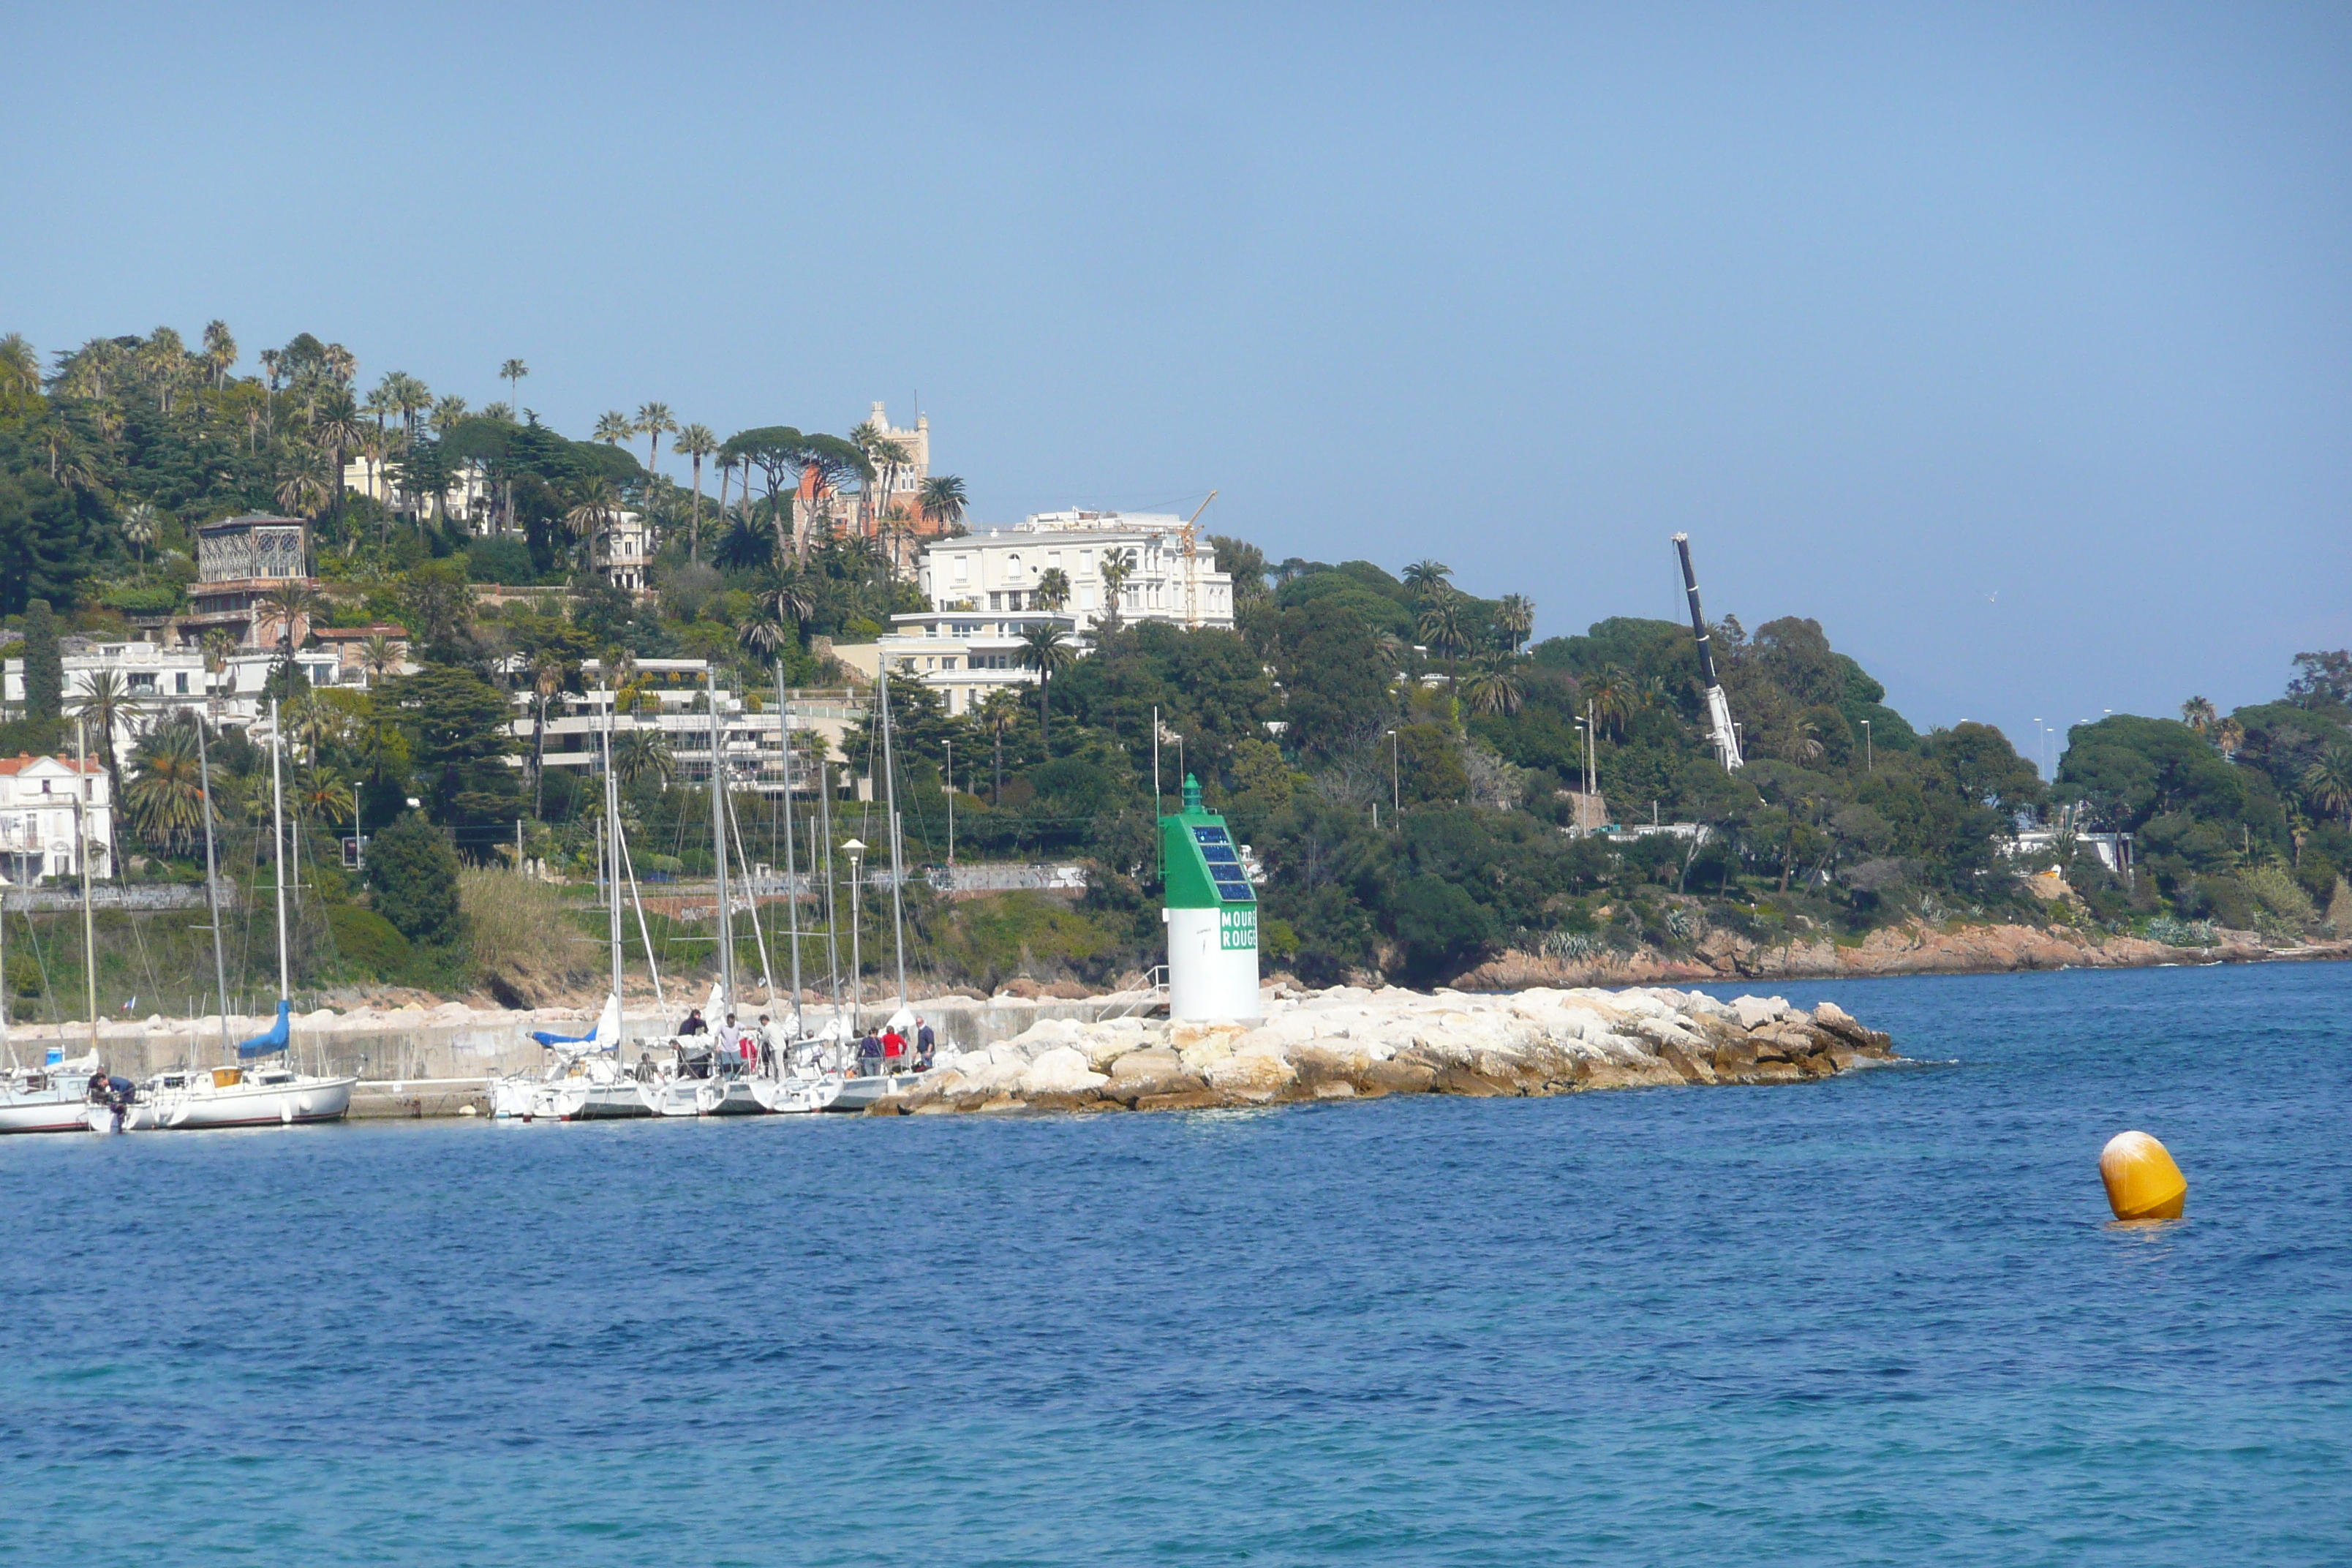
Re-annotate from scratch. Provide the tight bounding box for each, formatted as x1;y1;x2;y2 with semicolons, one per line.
1161;774;1256;911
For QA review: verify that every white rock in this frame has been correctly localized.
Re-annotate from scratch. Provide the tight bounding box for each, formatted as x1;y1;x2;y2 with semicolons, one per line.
1731;995;1790;1030
1018;1046;1108;1095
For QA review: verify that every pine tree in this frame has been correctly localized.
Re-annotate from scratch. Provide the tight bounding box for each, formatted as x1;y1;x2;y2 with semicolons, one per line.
23;598;61;721
366;810;464;948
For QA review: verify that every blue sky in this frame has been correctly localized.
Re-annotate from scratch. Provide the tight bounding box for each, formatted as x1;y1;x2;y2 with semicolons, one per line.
5;3;2347;767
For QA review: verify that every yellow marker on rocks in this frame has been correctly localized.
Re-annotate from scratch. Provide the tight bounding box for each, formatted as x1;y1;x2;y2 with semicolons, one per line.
2100;1131;2187;1221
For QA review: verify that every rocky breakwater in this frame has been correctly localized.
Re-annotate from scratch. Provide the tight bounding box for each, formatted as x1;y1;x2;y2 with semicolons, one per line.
865;985;1897;1117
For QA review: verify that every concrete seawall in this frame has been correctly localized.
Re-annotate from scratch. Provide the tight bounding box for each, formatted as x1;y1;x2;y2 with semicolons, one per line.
8;991;1169;1117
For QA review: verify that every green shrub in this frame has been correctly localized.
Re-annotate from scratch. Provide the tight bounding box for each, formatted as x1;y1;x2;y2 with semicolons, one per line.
99;582;186;615
327;905;411;978
366;811;465;946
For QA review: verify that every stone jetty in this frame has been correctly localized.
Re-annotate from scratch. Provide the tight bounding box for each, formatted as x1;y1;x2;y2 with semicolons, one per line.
868;984;1898;1116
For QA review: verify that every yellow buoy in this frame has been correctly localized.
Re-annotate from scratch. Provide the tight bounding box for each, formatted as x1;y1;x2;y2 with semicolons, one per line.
2100;1130;2187;1221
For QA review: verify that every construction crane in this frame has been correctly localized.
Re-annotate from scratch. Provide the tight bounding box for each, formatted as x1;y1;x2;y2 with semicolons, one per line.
1672;532;1744;771
1180;490;1218;628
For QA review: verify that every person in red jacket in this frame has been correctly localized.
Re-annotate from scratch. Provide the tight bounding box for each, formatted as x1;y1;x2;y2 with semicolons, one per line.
881;1025;906;1070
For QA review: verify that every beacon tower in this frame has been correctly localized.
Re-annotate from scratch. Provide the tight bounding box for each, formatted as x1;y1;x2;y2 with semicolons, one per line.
1160;774;1261;1021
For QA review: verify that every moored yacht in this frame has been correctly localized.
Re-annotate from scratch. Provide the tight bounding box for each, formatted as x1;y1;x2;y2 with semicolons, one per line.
489;996;653;1120
115;1006;356;1130
0;1050;106;1134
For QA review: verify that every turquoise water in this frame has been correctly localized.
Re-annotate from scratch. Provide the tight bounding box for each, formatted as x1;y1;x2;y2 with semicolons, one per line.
1;962;2346;1565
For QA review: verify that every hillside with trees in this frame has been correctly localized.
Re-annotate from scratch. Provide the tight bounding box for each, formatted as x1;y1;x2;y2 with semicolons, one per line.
0;321;2343;1009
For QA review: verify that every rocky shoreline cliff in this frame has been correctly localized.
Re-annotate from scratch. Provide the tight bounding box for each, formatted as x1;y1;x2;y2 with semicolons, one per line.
1455;919;2352;991
869;985;1899;1117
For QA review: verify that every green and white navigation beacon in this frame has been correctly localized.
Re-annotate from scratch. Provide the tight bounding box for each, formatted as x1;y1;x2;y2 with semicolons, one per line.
1160;773;1260;1022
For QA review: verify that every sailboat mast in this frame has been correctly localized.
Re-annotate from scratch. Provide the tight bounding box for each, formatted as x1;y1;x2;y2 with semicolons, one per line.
75;717;97;1053
195;719;231;1060
600;675;623;1009
775;655;801;1033
878;663;908;1011
707;673;734;1011
268;698;290;1003
818;758;840;1015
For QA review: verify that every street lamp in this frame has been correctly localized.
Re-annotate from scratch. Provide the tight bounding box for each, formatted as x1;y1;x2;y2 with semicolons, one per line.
1860;718;1872;773
1385;728;1400;818
842;838;867;1035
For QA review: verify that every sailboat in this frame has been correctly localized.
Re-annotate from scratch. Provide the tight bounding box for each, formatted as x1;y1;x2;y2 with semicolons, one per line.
114;702;355;1131
826;660;924;1112
0;854;111;1133
490;676;652;1121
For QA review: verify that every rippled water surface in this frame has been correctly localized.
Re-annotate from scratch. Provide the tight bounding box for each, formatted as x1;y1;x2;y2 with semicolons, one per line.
3;961;2348;1565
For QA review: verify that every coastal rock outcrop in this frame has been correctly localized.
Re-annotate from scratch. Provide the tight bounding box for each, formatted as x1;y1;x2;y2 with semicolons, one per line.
863;984;1899;1117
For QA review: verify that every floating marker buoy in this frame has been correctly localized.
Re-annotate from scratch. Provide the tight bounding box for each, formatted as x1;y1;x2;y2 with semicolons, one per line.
2100;1130;2187;1221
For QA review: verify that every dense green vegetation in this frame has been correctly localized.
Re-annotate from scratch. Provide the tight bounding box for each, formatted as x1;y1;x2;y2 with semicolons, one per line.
1;321;2343;1003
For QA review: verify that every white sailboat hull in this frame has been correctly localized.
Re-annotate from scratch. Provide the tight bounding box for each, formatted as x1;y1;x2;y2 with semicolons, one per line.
824;1072;925;1112
0;1091;102;1134
115;1073;356;1131
489;1074;654;1121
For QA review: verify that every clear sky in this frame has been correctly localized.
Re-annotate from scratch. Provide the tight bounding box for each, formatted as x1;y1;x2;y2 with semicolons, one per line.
5;3;2347;767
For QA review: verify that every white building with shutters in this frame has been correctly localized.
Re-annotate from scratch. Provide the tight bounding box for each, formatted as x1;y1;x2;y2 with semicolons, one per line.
834;510;1236;715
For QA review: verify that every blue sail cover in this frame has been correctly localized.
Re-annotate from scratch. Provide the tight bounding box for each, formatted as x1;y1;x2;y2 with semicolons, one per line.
236;1000;292;1059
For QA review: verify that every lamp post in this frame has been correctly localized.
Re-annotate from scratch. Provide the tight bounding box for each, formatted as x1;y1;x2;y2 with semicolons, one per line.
944;739;954;869
842;838;866;1034
1572;718;1588;834
1387;728;1400;818
1860;718;1872;773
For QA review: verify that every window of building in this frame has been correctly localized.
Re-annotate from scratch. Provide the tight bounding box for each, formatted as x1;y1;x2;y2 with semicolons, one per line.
953;557;969;584
1006;552;1022;579
989;592;1001;610
175;673;189;694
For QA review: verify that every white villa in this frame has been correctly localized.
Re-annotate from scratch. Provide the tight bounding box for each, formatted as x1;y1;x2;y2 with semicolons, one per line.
5;639;347;761
0;754;113;884
834;510;1236;715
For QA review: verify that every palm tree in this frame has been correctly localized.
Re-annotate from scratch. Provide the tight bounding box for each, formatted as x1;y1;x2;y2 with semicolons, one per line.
564;479;622;570
295;766;357;834
636;402;676;481
500;358;528;412
976;687;1021;804
752;569;815;636
358;633;403;688
200;320;237;389
1586;663;1635;737
2215;716;2246;760
274;462;330;521
71;670;141;818
125;720;213;852
1496;593;1535;653
1417;589;1471;662
593;410;633;446
1460;656;1526;717
1098;548;1136;631
2181;696;2217;734
1018;623;1074;745
528;654;565;816
0;333;39;410
849;421;912;536
674;423;718;560
258;582;327;655
121;502;160;568
2304;745;2352;829
431;394;470;434
1033;567;1071;611
1402;559;1453;602
614;728;675;788
918;473;968;536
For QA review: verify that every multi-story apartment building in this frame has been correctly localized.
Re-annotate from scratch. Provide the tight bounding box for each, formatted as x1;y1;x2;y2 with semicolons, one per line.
0;754;113;884
4;639;347;761
511;659;868;793
834;510;1235;715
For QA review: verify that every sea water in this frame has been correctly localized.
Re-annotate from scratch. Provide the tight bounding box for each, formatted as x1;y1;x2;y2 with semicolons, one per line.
1;961;2346;1566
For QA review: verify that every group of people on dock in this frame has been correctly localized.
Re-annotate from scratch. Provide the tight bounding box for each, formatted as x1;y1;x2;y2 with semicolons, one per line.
666;1008;937;1081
